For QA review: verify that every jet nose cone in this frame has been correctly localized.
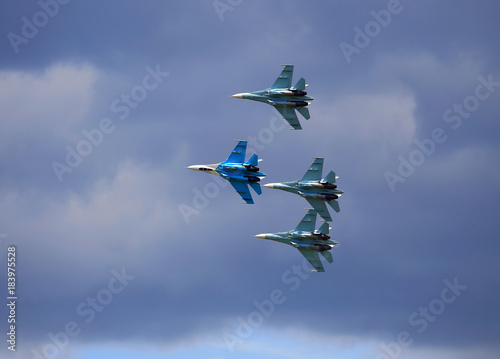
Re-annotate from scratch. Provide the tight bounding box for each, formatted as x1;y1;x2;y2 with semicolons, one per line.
232;93;245;99
255;234;268;240
263;183;276;189
186;165;199;171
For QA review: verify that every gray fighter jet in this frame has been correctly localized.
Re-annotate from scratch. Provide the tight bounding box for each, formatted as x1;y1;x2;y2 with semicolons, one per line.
255;209;338;272
232;64;314;130
264;158;343;222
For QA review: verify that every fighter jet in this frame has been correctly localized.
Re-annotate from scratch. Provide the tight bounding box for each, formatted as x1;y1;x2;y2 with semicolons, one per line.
264;158;343;222
187;140;265;204
255;209;338;272
232;64;314;130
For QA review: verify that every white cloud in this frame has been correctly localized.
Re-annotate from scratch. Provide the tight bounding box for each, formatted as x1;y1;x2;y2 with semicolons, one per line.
0;64;97;142
402;346;500;359
4;160;180;297
372;51;485;93
314;92;417;165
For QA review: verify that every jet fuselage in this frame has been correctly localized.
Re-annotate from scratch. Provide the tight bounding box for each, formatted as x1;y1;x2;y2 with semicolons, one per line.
264;181;344;199
188;162;265;183
232;89;314;107
255;231;337;250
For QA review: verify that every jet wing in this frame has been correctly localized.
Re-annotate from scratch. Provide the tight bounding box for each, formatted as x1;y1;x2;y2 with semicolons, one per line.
300;157;324;181
228;179;254;204
294;209;317;232
297;247;325;272
270;64;294;89
305;197;332;222
274;105;302;130
224;140;247;164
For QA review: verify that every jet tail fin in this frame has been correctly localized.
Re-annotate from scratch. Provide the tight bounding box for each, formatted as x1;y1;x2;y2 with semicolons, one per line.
317;222;330;235
296;107;310;120
293;77;306;91
323;171;337;184
249;182;262;195
328;200;340;213
245;153;259;167
320;250;333;263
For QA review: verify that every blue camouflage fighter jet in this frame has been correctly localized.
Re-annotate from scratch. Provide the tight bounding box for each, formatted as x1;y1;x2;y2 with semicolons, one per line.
232;64;314;130
187;140;265;204
255;209;338;272
264;157;343;222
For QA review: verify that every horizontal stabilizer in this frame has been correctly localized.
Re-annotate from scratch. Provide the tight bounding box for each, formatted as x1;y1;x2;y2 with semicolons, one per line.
293;77;306;91
328;200;340;213
296;107;310;120
320;250;333;263
317;222;330;235
249;182;262;195
245;153;259;167
323;170;337;184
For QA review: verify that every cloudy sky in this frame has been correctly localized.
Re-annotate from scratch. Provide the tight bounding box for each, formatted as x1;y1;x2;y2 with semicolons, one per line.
1;1;500;358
